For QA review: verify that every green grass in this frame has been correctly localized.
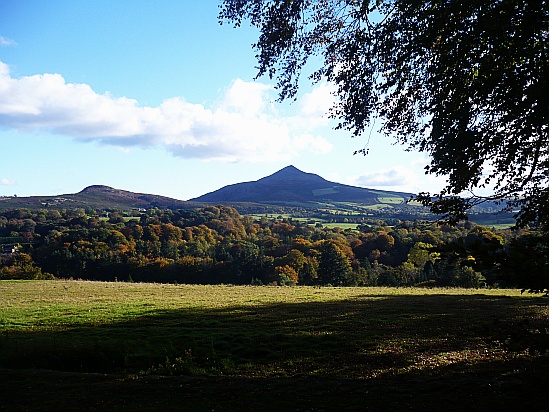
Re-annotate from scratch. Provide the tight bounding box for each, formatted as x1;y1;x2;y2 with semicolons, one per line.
376;196;404;204
320;223;359;230
0;281;547;410
468;220;516;229
365;203;394;210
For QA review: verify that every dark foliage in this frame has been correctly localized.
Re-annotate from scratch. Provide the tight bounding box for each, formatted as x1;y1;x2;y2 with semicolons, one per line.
220;0;549;232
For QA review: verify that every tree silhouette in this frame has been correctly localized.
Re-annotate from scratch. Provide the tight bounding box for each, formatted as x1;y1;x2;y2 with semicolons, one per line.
220;0;549;231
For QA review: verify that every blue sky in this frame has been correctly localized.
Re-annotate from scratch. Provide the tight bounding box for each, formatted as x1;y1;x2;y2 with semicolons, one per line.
0;0;447;200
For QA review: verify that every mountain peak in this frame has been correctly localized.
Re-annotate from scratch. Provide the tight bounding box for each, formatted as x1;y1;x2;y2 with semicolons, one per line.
79;185;116;193
259;165;327;183
280;165;302;173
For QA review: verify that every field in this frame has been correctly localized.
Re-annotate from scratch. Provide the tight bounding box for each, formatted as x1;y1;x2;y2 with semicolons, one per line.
1;281;548;411
375;196;405;204
320;222;360;230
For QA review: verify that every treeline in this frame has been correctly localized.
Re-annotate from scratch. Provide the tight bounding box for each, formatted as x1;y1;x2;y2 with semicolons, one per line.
0;206;547;289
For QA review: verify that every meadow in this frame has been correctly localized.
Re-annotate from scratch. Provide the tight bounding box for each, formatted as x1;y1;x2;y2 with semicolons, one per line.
0;280;548;411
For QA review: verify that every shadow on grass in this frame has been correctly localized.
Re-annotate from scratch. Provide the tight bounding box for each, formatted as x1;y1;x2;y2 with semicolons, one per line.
1;293;547;410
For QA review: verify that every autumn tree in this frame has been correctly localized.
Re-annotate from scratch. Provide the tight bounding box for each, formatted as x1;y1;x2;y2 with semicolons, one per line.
274;264;299;286
0;253;54;280
220;0;549;231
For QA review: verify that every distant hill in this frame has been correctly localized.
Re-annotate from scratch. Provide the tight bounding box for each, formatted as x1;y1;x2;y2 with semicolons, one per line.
190;165;413;205
0;166;515;226
0;166;416;212
0;185;190;211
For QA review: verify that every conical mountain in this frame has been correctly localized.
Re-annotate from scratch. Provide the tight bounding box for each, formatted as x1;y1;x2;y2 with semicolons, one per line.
189;165;412;204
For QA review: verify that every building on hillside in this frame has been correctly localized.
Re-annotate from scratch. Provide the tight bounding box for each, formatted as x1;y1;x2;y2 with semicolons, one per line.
1;245;18;257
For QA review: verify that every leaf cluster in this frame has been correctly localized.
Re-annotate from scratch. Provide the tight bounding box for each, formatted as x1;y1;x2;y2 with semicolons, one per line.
220;0;549;231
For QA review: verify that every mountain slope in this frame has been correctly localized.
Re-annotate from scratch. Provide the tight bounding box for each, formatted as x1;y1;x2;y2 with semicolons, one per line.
0;166;415;212
0;185;190;211
190;165;413;204
74;185;189;209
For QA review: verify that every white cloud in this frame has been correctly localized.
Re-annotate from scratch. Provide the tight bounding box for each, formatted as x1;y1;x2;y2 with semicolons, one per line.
291;133;333;155
356;166;414;187
294;82;336;129
0;36;16;47
217;79;272;117
0;62;332;162
353;165;448;194
0;178;16;186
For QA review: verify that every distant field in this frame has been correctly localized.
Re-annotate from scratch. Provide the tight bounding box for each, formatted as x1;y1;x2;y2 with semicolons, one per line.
0;281;547;410
249;214;360;228
469;220;516;229
481;223;516;230
320;222;359;230
376;196;404;204
365;203;394;210
249;213;316;221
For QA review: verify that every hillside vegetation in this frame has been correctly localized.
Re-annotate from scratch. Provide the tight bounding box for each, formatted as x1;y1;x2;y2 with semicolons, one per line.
0;206;546;291
0;185;191;211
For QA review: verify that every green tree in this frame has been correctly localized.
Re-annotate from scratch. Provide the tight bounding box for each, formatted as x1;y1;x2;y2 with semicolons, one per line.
406;242;440;282
317;241;352;286
502;233;549;294
220;0;549;231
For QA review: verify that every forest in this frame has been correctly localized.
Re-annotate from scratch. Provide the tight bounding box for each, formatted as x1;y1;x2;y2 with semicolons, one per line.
0;206;546;291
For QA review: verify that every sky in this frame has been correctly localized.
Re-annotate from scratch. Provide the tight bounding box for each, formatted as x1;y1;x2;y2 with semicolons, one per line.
0;0;449;201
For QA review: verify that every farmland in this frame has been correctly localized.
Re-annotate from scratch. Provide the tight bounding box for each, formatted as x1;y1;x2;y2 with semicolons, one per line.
1;281;547;410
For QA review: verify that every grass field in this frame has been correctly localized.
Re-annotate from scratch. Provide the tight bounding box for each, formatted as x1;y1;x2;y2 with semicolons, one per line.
320;222;360;230
364;203;394;210
0;281;548;411
376;196;405;205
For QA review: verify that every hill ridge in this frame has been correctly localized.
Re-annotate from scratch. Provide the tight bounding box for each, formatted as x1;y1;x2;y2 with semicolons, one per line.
0;166;415;211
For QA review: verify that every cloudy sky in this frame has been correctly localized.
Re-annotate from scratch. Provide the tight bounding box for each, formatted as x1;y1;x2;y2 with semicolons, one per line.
0;0;447;200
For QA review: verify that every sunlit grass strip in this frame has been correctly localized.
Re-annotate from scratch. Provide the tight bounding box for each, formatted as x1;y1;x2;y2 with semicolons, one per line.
0;280;540;330
0;280;546;380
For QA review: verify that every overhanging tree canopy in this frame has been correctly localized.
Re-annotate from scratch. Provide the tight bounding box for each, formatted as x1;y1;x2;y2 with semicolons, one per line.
220;0;549;231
